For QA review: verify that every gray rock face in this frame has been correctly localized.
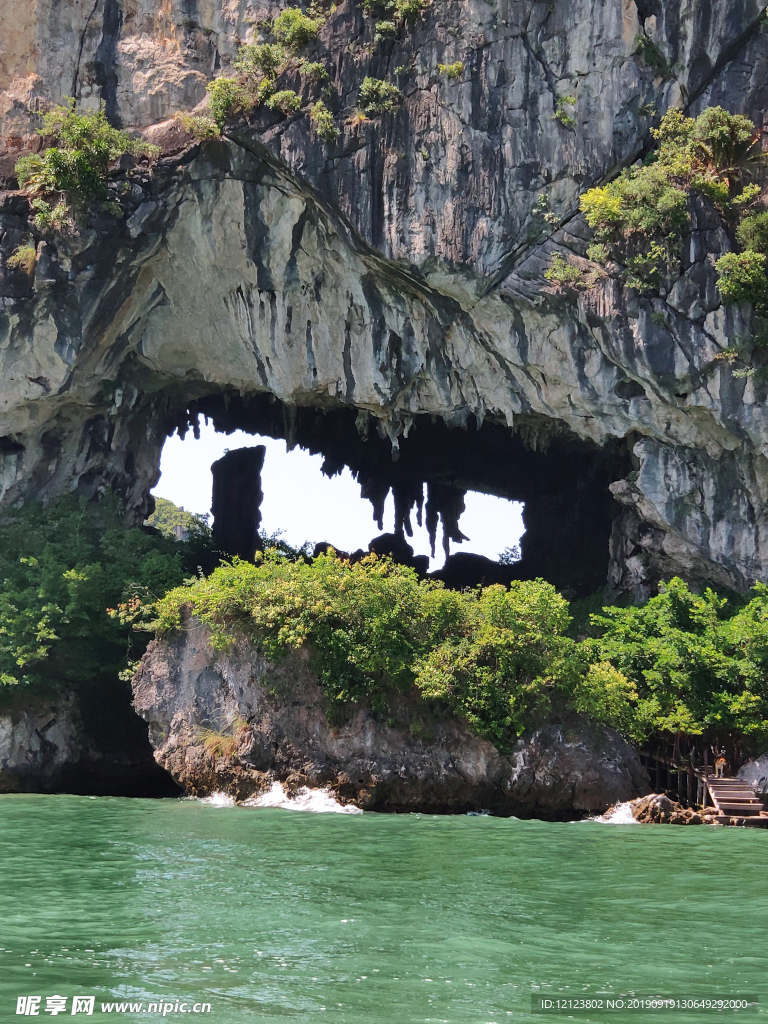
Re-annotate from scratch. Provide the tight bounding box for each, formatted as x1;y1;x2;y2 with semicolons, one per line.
0;693;81;791
738;752;768;797
0;689;180;795
132;618;649;816
1;0;768;594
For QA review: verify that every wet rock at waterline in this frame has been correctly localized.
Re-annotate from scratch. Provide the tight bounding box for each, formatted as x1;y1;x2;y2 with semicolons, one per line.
627;794;714;826
132;618;649;817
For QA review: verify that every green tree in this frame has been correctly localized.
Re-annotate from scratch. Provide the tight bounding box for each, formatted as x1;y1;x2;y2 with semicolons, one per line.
0;495;193;693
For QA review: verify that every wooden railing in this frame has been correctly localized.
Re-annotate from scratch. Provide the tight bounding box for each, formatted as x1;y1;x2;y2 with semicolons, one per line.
638;751;713;809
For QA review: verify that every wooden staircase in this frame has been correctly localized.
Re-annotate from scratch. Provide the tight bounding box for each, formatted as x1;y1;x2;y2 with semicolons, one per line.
704;772;768;826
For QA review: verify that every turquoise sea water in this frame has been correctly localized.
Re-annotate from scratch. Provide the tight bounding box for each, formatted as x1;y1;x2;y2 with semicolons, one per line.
0;795;765;1023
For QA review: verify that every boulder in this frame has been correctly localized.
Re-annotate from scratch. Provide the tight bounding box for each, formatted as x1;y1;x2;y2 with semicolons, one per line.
132;617;649;818
738;753;768;798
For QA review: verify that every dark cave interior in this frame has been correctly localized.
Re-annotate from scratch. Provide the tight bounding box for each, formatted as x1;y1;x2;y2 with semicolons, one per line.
168;392;632;597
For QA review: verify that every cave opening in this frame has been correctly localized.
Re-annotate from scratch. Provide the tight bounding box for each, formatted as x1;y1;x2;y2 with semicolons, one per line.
149;390;632;597
154;421;525;572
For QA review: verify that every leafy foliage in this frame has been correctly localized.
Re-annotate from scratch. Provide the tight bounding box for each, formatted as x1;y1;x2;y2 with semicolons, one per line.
358;77;402;115
414;581;575;743
0;495;194;693
145;497;210;540
6;244;37;276
14;102;158;228
272;7;325;50
374;19;397;40
309;100;339;142
437;61;464;80
266;89;302;115
175;112;221;140
553;94;576;128
206;77;252;128
150;555;576;743
715;250;768;306
362;0;429;21
234;42;287;79
579;106;765;293
148;559;768;751
736;211;768;254
544;253;584;290
634;35;671;78
584;578;768;743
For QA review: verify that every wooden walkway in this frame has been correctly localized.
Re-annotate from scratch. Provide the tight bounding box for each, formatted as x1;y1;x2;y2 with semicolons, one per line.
703;772;768;827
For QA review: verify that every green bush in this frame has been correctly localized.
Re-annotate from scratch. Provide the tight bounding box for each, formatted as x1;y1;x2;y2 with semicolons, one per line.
374;19;397;39
6;243;37;276
0;495;196;693
14;102;158;227
737;211;768;255
579;106;764;289
414;581;576;742
358;77;401;115
266;89;302;114
391;0;429;20
149;555;574;743
175;112;221;140
147;559;768;750
234;42;286;80
273;7;324;50
553;94;576;128
298;59;328;81
206;77;251;128
715;250;768;305
634;35;671;77
584;578;768;742
437;61;464;80
309;100;339;142
544;253;584;289
146;497;210;540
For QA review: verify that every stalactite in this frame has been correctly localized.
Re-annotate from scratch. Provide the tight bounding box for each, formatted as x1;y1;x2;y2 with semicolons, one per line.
359;476;390;531
425;483;469;558
393;481;424;538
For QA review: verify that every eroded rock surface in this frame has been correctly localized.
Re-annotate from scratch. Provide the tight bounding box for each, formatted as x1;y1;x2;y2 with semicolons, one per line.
1;1;768;594
738;752;768;797
132;618;649;816
0;689;178;795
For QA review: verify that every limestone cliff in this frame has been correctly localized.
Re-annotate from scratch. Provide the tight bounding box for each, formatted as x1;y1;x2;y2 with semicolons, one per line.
0;688;179;795
132;619;650;816
2;0;768;594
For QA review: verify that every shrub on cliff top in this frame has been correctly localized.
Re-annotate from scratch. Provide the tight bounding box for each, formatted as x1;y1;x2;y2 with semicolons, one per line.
14;101;158;227
148;557;768;750
148;554;575;743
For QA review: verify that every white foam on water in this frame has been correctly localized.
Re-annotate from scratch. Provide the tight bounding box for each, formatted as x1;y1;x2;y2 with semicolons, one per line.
243;781;364;814
589;801;639;824
199;792;237;808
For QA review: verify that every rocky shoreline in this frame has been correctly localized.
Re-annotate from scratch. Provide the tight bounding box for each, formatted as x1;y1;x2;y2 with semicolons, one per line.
131;617;650;818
